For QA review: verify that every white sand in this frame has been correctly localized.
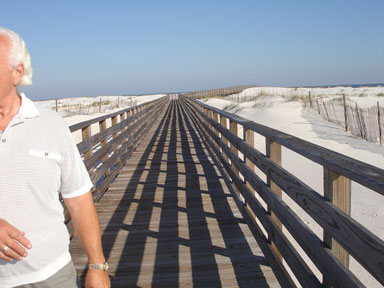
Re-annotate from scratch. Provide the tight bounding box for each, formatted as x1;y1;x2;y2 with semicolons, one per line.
57;94;166;144
36;94;166;110
202;86;384;287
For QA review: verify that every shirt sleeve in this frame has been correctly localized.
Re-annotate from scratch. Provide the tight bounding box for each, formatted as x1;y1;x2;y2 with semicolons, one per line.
60;126;93;198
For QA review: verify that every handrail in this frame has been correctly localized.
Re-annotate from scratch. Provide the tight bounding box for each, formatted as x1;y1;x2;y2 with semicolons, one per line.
182;85;255;99
181;95;384;287
65;95;169;237
186;99;384;194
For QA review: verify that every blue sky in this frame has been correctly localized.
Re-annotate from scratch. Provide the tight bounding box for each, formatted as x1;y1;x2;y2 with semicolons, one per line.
2;0;384;100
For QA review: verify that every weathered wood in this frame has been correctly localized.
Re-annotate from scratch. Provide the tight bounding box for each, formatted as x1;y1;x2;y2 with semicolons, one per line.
244;127;255;190
220;115;229;163
185;96;384;286
81;125;93;164
187;97;384;195
185;103;317;287
323;102;330;121
230;121;239;177
183;98;363;287
323;168;351;287
70;98;279;287
76;108;142;154
68;94;384;287
266;139;283;261
84;128;132;172
66;96;166;226
355;103;365;139
120;111;128;154
69;98;160;132
213;112;220;153
343;93;348;132
99;119;110;177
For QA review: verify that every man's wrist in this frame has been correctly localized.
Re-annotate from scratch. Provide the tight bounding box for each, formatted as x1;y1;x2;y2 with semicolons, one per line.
88;261;109;272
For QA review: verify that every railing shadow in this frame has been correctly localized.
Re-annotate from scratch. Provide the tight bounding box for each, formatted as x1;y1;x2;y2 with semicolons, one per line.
92;99;270;287
179;101;270;287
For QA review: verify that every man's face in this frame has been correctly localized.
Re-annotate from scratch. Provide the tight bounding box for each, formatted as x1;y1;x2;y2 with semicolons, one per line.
0;34;24;100
0;34;14;99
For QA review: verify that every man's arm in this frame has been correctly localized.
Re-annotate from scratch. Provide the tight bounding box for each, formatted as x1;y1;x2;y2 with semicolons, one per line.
64;191;110;288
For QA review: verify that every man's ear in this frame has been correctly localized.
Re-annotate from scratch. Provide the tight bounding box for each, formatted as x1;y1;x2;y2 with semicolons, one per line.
12;63;24;86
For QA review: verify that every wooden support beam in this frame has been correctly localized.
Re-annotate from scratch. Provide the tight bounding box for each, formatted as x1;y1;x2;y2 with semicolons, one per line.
323;168;351;286
266;138;283;261
213;112;220;152
230;121;239;176
99;119;110;177
244;127;254;187
220;116;229;162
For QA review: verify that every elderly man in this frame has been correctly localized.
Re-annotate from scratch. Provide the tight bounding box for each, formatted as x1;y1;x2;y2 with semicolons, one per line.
0;28;110;287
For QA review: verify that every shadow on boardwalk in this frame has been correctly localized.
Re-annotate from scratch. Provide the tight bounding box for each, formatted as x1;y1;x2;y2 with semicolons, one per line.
72;100;278;287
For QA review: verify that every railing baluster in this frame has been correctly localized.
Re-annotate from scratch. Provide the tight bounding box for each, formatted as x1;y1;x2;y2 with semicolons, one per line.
82;125;94;176
111;115;119;165
220;115;229;163
230;121;239;176
243;127;254;201
99;119;110;177
266;138;283;261
120;111;127;154
323;168;351;286
213;112;220;153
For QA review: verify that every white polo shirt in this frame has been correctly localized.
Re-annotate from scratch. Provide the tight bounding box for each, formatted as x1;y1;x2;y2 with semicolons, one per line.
0;93;93;287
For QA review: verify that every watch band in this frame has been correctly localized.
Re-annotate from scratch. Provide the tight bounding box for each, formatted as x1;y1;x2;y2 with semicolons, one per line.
88;262;109;271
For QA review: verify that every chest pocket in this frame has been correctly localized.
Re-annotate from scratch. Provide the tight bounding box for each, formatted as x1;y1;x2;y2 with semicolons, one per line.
25;149;64;193
29;149;64;164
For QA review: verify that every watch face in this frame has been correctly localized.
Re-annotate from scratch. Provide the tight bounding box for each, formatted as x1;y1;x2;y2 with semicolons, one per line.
104;262;109;271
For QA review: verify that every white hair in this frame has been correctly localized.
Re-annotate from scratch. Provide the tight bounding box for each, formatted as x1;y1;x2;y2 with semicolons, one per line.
0;27;32;86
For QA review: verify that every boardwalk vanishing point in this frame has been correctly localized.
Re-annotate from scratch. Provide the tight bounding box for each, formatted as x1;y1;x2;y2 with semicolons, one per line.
68;92;384;288
70;99;279;287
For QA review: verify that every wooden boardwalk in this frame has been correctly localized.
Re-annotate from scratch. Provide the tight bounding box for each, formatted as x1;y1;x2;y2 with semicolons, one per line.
70;100;280;287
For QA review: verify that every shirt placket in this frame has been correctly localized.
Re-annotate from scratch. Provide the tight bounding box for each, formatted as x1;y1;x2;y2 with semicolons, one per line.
0;114;24;149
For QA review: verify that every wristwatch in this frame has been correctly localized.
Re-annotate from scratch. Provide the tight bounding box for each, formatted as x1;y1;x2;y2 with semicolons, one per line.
88;262;109;272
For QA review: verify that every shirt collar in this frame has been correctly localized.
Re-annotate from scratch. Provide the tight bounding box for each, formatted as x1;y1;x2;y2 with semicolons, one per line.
18;93;40;119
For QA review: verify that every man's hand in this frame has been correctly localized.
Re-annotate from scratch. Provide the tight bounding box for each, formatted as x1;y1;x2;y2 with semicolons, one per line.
0;219;32;261
85;269;110;288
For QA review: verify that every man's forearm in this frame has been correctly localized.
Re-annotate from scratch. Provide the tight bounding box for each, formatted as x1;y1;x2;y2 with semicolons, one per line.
64;192;105;263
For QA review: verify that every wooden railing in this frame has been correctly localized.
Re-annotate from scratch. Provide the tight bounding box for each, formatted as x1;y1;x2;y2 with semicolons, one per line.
182;85;255;99
181;95;384;288
65;96;168;236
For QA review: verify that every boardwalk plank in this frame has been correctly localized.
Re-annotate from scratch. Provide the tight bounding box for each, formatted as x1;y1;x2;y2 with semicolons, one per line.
70;100;280;287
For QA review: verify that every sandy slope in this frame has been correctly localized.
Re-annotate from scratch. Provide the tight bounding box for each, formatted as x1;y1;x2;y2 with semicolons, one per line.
60;94;165;143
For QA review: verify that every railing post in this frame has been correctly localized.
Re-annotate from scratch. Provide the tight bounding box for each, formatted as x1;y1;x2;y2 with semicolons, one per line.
204;108;212;135
82;125;95;188
230;121;245;203
230;121;239;176
99;119;110;177
112;115;119;145
120;111;128;155
266;138;283;261
323;168;351;286
244;127;254;189
213;112;220;152
127;109;133;149
220;116;229;163
132;107;138;142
